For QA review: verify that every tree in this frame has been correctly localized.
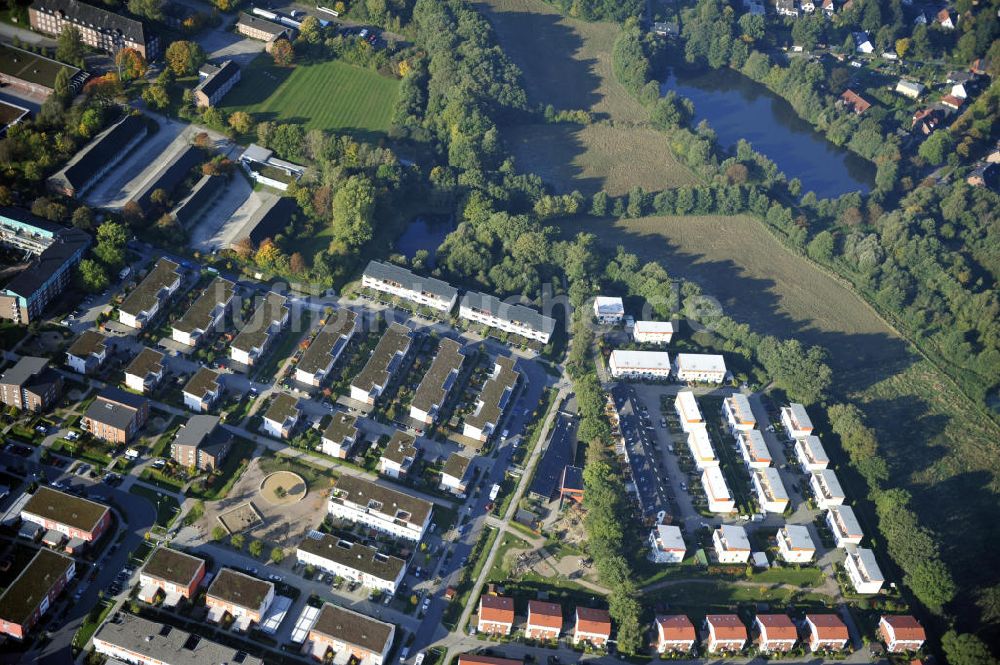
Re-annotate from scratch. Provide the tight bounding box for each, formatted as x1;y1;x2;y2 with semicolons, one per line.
115;48;147;81
142;83;170;109
289;252;306;274
83;74;125;106
738;13;764;42
164;40;205;75
78;258;109;292
93;220;128;267
270;547;285;564
918;130;954;166
230;533;245;549
56;26;84;66
942;631;999;665
895;37;910;59
299;15;321;44
72;206;96;231
228;110;254;135
331;175;376;249
249;539;263;557
211;525;226;540
271;38;294;66
128;0;163;20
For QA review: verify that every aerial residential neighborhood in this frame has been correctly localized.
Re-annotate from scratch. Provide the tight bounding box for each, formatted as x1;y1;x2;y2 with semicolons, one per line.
0;0;994;662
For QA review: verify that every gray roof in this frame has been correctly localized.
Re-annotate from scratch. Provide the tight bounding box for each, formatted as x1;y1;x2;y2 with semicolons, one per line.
173;277;234;334
382;430;417;465
119;258;181;318
85;388;147;430
49;115;148;194
182;367;221;400
240;143;272;164
67;330;107;358
460;291;555;336
0;356;48;387
298;533;405;583
125;347;164;378
323;412;358;445
352;323;411;394
236;12;290;37
717;524;750;550
1;225;90;298
411;338;465;414
331;475;432;529
206;568;273;610
93;613;263;665
298;310;357;375
782;524;814;550
465;355;519;432
829;504;862;536
0;548;73;626
193;60;239;99
31;0;152;44
174;414;221;448
310;602;394;654
363;260;458;303
789;403;812;430
232;292;288;353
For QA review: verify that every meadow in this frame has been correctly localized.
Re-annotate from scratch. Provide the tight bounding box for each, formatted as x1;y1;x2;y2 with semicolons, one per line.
222;56;400;135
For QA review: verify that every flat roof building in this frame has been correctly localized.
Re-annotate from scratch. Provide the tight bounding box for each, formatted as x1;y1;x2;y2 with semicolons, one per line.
182;367;222;414
0;549;75;639
752;467;789;513
608;350;671;379
713;524;750;564
593;296;624;324
810;468;846;509
139;547;206;605
124;347;164;394
66;330;108;375
295;309;357;386
674;391;704;433
702;467;734;513
306;602;395;665
171;277;235;347
321;412;359;459
118;258;182;329
459;291;555;344
674;353;727;383
781;403;814;439
262;392;300;439
410;338;466;425
22;486;110;542
94;612;263;665
350;323;412;405
648;524;686;564
328;475;432;542
463;355;519;443
362;260;458;313
297;533;406;594
777;524;815;563
632;320;674;344
826;504;864;548
723;393;756;432
206;568;274;630
737;429;771;468
231;291;289;367
795;435;829;472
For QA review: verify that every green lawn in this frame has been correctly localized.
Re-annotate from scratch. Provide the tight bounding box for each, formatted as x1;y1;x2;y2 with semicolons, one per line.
223;56;400;135
129;485;181;527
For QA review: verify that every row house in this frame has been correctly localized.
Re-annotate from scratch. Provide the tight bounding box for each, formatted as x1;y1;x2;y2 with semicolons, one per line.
477;594;514;635
262;393;300;439
230;291;289;366
631;320;674;344
463;356;519;443
845;547;884;595
82;387;149;444
379;430;418;479
722;393;756;433
94;613;263;665
206;568;274;631
0;549;74;639
795;435;829;472
182;367;222;413
306;602;395;665
171;277;235;347
525;600;562;641
755;614;798;652
124;347;165;394
573;607;612;647
327;475;432;542
780;402;813;439
737;429;771;469
705;614;747;652
349;323;412;405
458;291;555;344
439;452;473;496
608;350;671;379
297;533;406;594
673;353;726;383
806;614;850;652
65;330;107;375
362;260;459;313
810;468;846;509
294;309;357;386
689;420;721;468
878;615;926;653
713;524;751;564
22;486;110;543
138;547;206;606
410;338;466;425
826;504;864;548
655;615;697;653
118;258;182;329
321;412;359;459
752;466;789;513
702;466;735;513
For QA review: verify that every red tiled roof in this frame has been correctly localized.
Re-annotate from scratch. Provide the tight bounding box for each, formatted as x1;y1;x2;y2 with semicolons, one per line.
458;656;522;665
756;614;797;640
840;89;871;114
527;600;563;628
657;615;696;641
942;95;964;108
478;595;514;623
575;607;611;635
807;614;849;640
707;614;747;640
882;615;926;641
937;8;951;21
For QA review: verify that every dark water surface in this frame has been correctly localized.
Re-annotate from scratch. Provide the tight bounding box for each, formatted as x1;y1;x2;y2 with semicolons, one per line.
395;216;456;266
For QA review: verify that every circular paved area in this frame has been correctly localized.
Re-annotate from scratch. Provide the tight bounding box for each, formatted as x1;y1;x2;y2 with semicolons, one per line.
260;471;307;505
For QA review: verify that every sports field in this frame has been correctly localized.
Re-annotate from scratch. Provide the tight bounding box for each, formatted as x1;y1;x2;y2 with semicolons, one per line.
222;56;399;134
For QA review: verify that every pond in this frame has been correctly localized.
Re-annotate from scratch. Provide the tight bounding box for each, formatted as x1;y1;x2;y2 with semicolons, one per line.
394;215;456;266
662;67;876;199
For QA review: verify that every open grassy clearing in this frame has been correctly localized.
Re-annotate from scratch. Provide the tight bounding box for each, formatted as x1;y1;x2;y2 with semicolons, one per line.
554;212;1000;626
476;0;695;194
222;56;399;135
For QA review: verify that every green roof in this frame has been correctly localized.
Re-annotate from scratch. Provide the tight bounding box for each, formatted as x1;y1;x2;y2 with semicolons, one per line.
22;486;109;534
0;548;73;627
141;547;205;586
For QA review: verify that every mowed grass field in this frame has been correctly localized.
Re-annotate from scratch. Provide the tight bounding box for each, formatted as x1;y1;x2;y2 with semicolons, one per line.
555;213;1000;626
474;0;694;194
222;56;399;134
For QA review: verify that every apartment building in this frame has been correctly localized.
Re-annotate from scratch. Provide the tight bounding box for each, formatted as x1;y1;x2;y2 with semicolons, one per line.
780;403;814;439
193;60;240;107
230;292;289;366
648;524;686;564
0;549;74;639
826;504;864;548
205;568;274;631
327;475;432;542
755;614;798;652
171;277;235;347
526;600;562;641
632;320;674;344
656;615;696;653
463;355;519;443
794;435;829;472
94;613;263;665
118;258;182;329
810;469;846;509
0;356;61;412
22;486;110;542
262;393;300;439
294;309;357;386
777;524;816;563
82;387;149;444
674;390;704;433
573;607;612;647
673;353;727;383
722;393;756;433
410;338;465;425
805;614;849;652
713;524;751;564
592;296;624;324
362;260;458;312
737;429;771;469
306;602;395;665
321;412;359;459
235;12;293;52
439;452;472;496
752;467;789;513
29;0;160;59
379;431;417;479
297;533;406;594
171;415;231;471
477;594;514;635
182;367;222;413
845;548;884;594
66;330;107;375
458;291;555;344
702;466;735;513
705;614;747;652
349;323;412;405
878;615;926;653
124;347;164;394
138;547;206;605
608;350;671;379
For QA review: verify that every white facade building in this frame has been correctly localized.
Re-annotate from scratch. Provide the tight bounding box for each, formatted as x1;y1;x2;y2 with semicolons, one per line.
713;524;750;563
752;467;789;513
458;291;555;344
674;391;704;433
632;320;674;344
826;505;864;548
780;403;814;439
673;353;726;383
608;350;671;379
810;469;846;509
648;525;686;563
361;260;458;312
737;429;771;469
687;428;719;470
845;548;884;594
327;475;432;542
777;525;816;563
296;533;406;593
702;467;735;513
593;296;624;324
722;393;756;433
795;435;829;472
